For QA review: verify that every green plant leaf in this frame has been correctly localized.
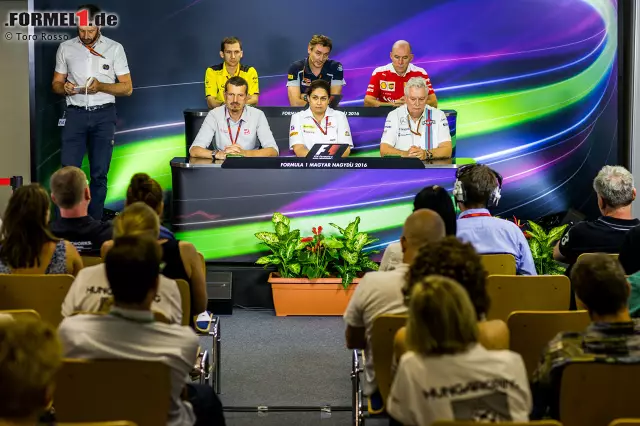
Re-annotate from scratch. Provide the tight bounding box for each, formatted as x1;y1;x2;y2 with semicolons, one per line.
323;237;344;249
334;264;346;276
303;265;322;279
527;221;546;239
286;229;300;243
352;233;370;252
329;222;345;234
341;249;359;265
288;263;301;275
256;255;281;265
344;217;360;240
359;259;379;271
547;224;568;245
255;232;280;245
528;238;542;258
364;238;380;247
284;240;297;260
341;271;355;289
295;240;311;250
275;222;289;238
272;212;290;226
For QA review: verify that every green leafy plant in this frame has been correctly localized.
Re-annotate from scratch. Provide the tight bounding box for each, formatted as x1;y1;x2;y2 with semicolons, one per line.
524;220;568;275
255;213;379;288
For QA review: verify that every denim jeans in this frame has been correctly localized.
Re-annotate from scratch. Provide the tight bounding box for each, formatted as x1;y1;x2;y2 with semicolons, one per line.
61;104;116;220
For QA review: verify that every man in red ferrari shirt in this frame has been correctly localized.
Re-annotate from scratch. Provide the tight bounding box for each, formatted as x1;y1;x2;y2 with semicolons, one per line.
364;40;437;108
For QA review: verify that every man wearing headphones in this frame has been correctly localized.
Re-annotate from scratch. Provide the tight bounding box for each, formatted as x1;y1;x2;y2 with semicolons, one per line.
454;164;536;275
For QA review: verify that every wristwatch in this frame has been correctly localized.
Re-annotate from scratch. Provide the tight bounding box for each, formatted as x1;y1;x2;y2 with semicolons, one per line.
303;94;308;103
211;149;219;160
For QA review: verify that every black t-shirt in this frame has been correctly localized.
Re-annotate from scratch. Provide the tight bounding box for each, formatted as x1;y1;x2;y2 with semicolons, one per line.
619;226;640;275
50;216;113;256
287;57;345;91
559;216;640;266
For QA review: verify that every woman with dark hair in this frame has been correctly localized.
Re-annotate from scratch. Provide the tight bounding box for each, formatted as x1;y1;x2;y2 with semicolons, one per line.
289;79;353;157
0;184;82;275
102;173;208;317
380;185;457;271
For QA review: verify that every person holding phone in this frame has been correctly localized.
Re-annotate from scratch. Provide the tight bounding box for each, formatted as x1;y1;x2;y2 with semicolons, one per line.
380;77;452;160
51;4;132;221
289;80;353;158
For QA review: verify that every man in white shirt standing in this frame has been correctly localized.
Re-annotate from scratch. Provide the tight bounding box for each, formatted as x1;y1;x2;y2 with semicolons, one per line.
189;76;279;160
51;4;132;220
343;209;446;413
58;235;225;426
289;80;353;157
380;77;452;160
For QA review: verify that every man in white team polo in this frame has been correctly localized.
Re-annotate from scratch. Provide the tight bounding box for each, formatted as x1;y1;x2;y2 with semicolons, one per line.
379;77;452;160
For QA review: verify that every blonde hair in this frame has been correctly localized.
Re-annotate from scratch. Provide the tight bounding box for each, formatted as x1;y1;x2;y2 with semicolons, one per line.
113;202;160;240
0;318;62;419
406;275;479;355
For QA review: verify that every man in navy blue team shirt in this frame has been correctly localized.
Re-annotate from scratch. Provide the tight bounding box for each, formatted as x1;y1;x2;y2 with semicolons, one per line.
287;34;345;106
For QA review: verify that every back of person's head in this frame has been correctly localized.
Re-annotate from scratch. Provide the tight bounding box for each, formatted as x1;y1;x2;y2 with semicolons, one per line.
50;166;88;209
405;236;489;319
593;165;635;209
571;253;630;317
401;209;446;252
0;319;62;421
0;184;58;269
406;275;479;355
113;202;160;240
456;164;500;208
413;185;457;235
125;173;163;215
105;235;162;305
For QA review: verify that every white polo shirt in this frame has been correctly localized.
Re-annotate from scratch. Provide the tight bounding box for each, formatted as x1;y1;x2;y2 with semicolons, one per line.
189;105;279;154
343;264;409;396
58;307;198;426
289;107;353;150
54;35;130;107
61;264;183;324
381;104;451;152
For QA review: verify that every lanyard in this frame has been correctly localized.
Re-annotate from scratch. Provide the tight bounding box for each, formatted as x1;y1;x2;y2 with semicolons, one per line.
460;212;492;219
226;117;242;144
408;114;423;137
82;42;106;59
312;116;329;135
426;109;432;151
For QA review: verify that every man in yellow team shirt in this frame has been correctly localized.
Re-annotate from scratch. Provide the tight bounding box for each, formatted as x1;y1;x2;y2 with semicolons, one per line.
205;36;259;109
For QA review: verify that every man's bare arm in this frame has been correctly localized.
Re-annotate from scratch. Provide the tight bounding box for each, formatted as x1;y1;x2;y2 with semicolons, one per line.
380;142;408;157
93;73;133;96
427;93;438;108
364;95;395;107
246;94;259;105
207;97;223;109
287;86;307;107
293;144;309;157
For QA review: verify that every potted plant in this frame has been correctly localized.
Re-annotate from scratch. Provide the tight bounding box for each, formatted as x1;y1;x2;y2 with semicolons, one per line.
255;213;379;316
524;220;568;275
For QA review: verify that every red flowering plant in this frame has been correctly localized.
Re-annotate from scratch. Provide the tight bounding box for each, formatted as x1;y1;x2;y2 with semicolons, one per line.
255;213;379;288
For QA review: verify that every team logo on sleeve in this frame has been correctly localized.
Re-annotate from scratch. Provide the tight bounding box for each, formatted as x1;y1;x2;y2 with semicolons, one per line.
288;74;294;80
102;64;110;70
345;130;350;136
290;131;299;136
337;64;343;71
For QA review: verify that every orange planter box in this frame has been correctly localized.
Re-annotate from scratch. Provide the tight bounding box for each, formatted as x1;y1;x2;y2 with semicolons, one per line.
268;273;360;316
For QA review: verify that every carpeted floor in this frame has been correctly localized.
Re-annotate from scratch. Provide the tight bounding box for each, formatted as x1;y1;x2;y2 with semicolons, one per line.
199;309;389;425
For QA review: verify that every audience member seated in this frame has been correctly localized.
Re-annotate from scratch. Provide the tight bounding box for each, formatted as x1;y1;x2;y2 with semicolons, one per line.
555;166;639;274
58;235;225;426
454;164;536;275
380;185;457;271
344;209;446;412
387;275;531;425
394;236;510;362
49;166;112;256
107;173;207;317
0;184;82;276
62;202;182;323
531;253;640;419
0;318;62;426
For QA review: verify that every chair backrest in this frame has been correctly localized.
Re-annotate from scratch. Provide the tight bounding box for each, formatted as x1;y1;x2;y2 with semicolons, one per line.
58;422;137;426
81;256;103;267
609;420;640;426
54;359;170;426
507;310;591;378
370;314;408;405
175;278;191;326
577;252;620;263
486;275;571;322
0;309;40;321
0;274;74;327
480;254;517;276
560;363;640;426
432;421;563;426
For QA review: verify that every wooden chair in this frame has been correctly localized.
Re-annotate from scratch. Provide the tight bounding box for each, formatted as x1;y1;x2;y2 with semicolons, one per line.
609;420;640;426
560;363;640;426
480;254;517;275
507;310;590;378
0;274;74;327
577;252;620;263
175;279;191;326
54;359;170;426
58;422;137;426
0;309;40;321
81;256;103;267
486;275;571;322
371;314;408;404
432;421;563;426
